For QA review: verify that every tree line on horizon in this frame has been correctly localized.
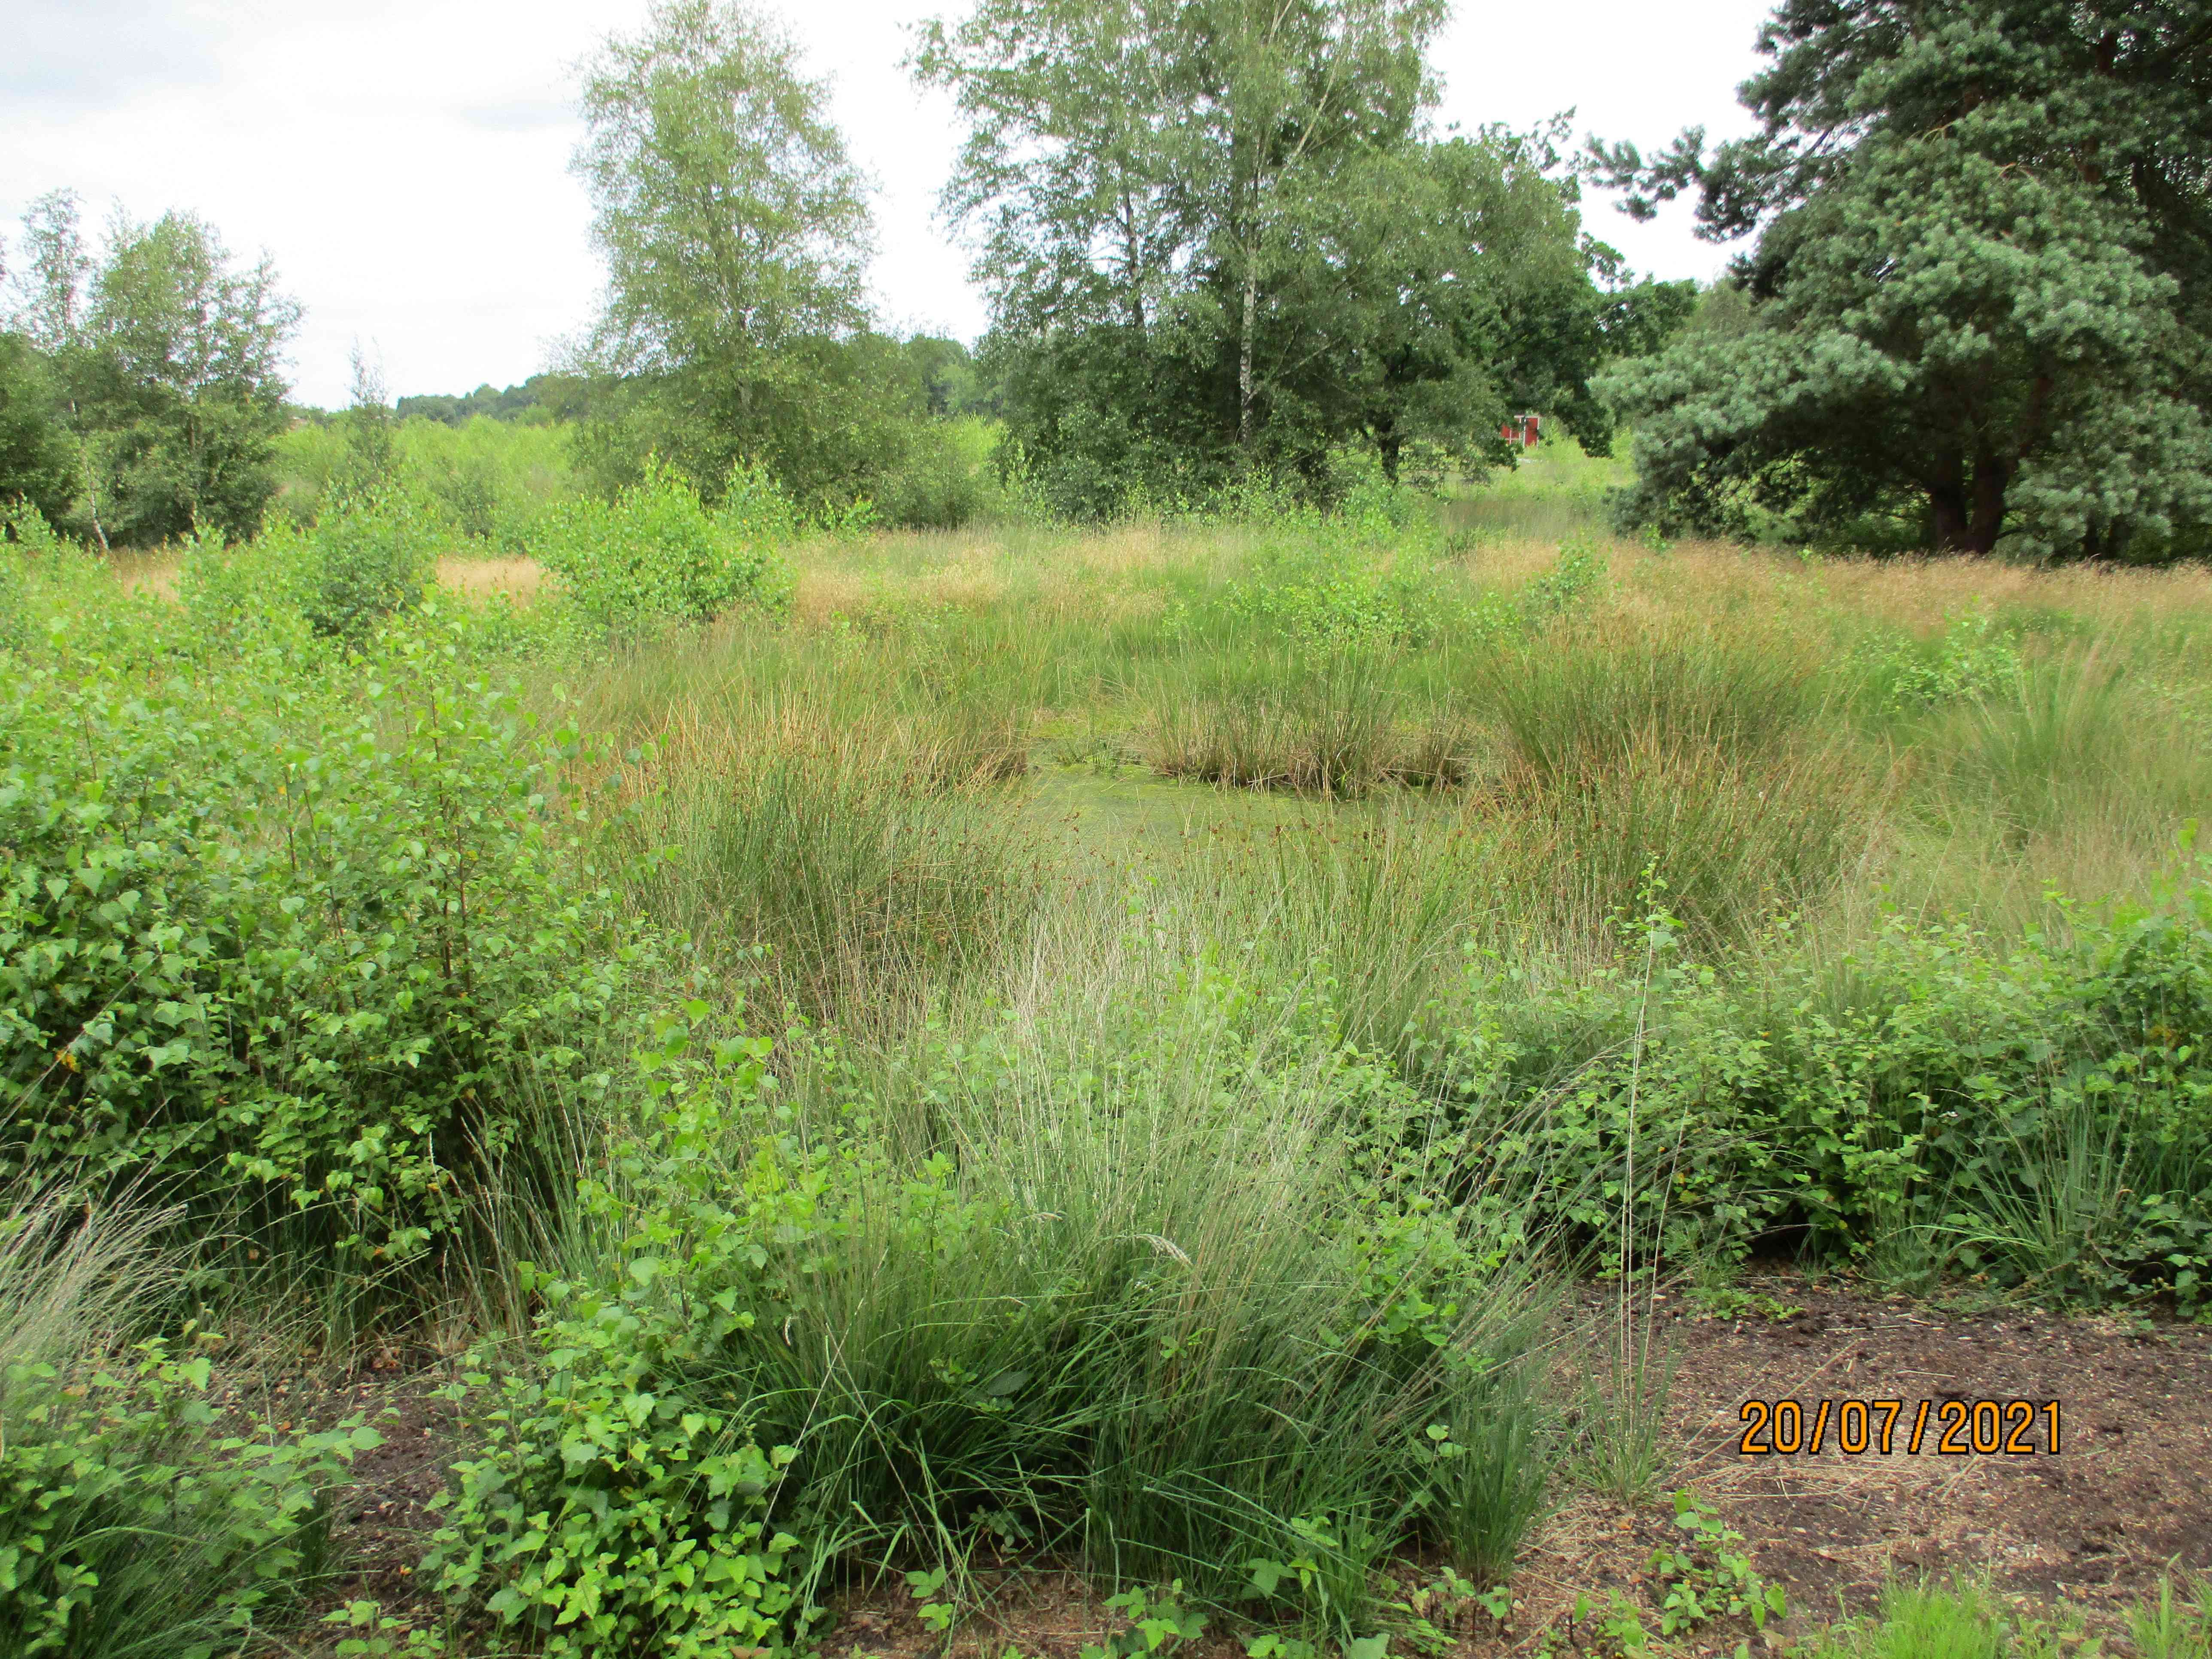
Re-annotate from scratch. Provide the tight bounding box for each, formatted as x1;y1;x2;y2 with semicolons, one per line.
2;0;2208;559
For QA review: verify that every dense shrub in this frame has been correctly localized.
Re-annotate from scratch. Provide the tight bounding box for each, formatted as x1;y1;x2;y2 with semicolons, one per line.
0;543;24;654
0;614;650;1287
271;414;583;548
172;491;445;656
176;525;330;659
0;504;97;653
1855;611;2025;711
428;1023;807;1659
534;462;793;638
1446;881;2212;1304
868;415;1003;529
3;1340;379;1657
302;490;444;645
1176;531;1607;656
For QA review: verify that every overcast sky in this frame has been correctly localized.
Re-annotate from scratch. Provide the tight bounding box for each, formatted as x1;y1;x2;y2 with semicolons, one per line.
3;0;1771;409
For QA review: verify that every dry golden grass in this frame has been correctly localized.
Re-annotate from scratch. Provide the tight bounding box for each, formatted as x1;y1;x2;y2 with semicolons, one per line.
1601;538;2212;641
111;550;180;600
97;549;547;607
438;555;544;602
1810;550;2212;633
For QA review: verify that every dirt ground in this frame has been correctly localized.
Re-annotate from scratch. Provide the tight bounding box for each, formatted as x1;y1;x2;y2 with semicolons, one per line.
306;1273;2212;1656
1525;1276;2212;1643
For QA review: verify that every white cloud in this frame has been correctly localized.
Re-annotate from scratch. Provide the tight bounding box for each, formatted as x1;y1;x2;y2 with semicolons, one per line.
1;0;1771;408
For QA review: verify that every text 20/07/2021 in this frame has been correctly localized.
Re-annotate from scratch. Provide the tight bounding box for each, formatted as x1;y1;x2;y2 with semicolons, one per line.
1738;1399;2060;1457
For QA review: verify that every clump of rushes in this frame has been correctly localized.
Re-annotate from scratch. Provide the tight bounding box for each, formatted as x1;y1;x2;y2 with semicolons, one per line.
1147;647;1477;796
609;691;1040;1015
1465;619;1878;949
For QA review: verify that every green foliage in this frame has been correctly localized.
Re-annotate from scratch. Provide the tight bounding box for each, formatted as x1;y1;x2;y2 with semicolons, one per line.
430;1310;805;1656
406;417;575;547
535;461;791;637
1;1337;380;1658
563;0;930;514
174;522;325;657
1440;869;2212;1302
1082;1583;1207;1659
1641;1492;1785;1636
433;993;1553;1650
20;194;301;545
1596;0;2212;559
0;332;76;525
921;0;1662;514
0;520;33;653
869;413;1006;529
1171;514;1605;657
396;373;581;428
0;614;649;1291
1212;529;1458;653
325;1600;454;1658
1142;536;1621;798
272;413;585;547
1511;539;1609;626
0;1187;380;1658
1863;612;2024;711
301;489;443;646
0;563;21;655
426;1017;806;1657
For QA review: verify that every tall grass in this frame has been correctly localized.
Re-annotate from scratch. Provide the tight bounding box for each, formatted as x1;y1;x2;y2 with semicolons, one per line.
1926;649;2208;839
0;1184;176;1380
1483;738;1880;952
1146;649;1476;795
597;649;1040;1015
0;1187;338;1659
734;924;1563;1629
1462;622;1878;949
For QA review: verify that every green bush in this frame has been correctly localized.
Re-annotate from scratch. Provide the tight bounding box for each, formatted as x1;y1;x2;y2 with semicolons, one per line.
0;614;651;1291
173;523;322;658
535;461;793;638
428;1024;806;1659
0;503;103;653
1858;611;2024;711
1177;533;1606;656
304;490;444;647
3;1339;380;1658
0;541;24;654
868;415;1003;529
1444;874;2212;1302
403;417;582;551
175;491;444;654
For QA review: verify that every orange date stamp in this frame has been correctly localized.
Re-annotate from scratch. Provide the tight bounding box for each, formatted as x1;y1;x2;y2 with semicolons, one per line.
1737;1398;2060;1457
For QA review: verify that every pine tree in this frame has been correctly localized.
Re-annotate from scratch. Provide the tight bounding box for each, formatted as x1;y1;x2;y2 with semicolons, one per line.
1592;0;2212;559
